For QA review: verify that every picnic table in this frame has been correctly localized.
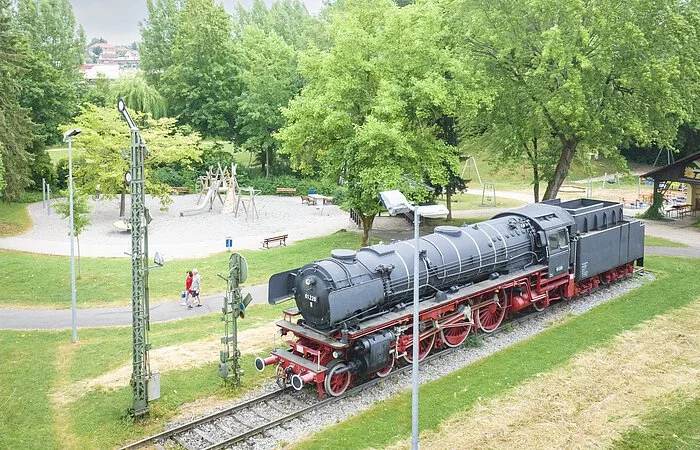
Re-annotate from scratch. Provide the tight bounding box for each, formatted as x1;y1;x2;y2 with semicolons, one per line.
308;194;333;205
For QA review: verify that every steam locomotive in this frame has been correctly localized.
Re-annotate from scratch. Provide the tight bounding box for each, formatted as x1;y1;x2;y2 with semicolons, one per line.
255;198;644;397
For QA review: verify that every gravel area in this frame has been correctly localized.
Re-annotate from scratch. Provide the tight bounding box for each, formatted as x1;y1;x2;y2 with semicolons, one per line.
226;273;652;450
0;194;350;259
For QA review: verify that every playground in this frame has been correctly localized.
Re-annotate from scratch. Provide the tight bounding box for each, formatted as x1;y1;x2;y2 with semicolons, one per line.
0;193;348;259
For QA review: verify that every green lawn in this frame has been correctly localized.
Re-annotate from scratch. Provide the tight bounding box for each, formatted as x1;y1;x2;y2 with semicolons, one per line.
0;202;32;237
0;301;284;449
645;235;689;247
438;193;525;210
47;146;83;164
297;256;700;450
613;390;700;449
0;230;363;309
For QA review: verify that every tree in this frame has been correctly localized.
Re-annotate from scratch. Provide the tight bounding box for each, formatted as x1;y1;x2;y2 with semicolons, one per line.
52;190;91;277
14;0;84;146
161;0;241;139
278;0;462;244
139;0;182;88
0;0;36;200
234;25;301;176
62;104;203;217
449;0;700;199
111;75;167;119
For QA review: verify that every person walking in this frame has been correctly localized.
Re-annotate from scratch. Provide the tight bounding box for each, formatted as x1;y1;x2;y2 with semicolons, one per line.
188;268;201;309
181;271;193;306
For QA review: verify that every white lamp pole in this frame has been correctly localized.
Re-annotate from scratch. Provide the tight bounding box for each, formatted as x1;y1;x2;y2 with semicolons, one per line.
411;205;420;450
378;190;447;450
64;129;82;343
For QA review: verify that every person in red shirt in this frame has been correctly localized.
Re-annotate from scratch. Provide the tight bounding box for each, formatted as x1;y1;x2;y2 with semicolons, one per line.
181;270;193;306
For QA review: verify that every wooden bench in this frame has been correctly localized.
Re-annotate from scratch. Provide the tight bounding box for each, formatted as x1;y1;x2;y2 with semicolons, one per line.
170;186;191;195
301;195;311;205
262;234;288;249
276;188;297;195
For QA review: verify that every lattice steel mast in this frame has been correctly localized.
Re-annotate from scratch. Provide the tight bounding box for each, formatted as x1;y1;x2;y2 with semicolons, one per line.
118;99;154;417
219;253;252;385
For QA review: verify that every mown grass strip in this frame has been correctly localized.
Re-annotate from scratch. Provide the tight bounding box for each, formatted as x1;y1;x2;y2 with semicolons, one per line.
0;202;31;237
612;390;700;450
645;235;689;247
0;230;362;308
297;256;700;450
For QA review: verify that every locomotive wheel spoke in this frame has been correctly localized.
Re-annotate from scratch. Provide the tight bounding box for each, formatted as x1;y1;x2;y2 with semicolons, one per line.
476;299;506;333
403;333;435;363
440;323;471;348
532;300;546;312
324;361;351;397
375;355;395;378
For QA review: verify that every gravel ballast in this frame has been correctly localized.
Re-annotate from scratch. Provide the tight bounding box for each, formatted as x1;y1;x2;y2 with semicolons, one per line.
207;274;651;449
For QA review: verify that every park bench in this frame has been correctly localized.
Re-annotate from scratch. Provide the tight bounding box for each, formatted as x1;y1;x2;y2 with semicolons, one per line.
170;186;191;195
276;187;297;195
262;234;288;249
301;195;311;204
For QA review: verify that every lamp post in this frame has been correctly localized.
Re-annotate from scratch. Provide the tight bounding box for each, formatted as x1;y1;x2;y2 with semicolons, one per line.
378;190;448;450
63;128;82;343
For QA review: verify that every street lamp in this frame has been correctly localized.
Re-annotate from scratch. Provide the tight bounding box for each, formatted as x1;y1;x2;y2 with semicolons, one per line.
63;128;82;343
378;190;448;450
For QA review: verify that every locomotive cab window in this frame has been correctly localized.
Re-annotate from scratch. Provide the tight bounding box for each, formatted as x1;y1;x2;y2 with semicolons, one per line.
558;230;569;248
548;234;560;250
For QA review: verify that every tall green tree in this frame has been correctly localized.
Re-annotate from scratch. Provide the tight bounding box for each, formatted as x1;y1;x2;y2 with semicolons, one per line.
278;0;463;244
449;0;700;200
161;0;240;138
139;0;182;89
0;0;36;200
14;0;84;145
63;104;203;217
235;25;301;176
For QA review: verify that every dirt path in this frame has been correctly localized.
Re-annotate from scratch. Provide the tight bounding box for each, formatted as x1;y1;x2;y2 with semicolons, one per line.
397;298;700;449
50;323;280;407
51;342;80;447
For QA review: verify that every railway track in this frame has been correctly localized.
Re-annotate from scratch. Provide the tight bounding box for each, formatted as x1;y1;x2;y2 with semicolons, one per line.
122;271;645;449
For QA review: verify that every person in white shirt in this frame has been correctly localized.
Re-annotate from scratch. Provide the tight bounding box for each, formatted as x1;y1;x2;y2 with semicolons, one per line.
188;268;202;309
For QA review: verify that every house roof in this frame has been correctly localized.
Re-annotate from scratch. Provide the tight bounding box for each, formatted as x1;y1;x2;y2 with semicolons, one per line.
641;150;700;184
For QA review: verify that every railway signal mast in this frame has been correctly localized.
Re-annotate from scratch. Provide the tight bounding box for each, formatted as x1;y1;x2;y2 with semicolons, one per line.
219;253;253;385
118;99;163;417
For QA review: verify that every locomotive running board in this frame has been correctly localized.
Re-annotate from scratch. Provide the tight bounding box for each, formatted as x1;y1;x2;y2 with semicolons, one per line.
349;264;549;337
276;320;348;349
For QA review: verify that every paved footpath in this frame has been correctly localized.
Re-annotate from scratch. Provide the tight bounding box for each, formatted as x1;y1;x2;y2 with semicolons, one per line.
0;283;271;330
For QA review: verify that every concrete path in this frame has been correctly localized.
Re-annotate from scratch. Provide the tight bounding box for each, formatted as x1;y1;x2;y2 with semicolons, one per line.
0;283;271;330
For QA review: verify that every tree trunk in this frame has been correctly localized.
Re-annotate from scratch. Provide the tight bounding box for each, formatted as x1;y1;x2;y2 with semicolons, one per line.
265;148;269;178
543;137;579;200
119;185;126;218
525;139;540;203
359;212;375;247
446;188;453;220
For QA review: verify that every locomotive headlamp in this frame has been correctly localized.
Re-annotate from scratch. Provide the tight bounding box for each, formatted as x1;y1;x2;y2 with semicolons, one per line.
305;277;315;286
333;350;341;359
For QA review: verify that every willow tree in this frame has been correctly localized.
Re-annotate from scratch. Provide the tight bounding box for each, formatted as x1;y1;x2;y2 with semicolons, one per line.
111;75;167;119
449;0;700;199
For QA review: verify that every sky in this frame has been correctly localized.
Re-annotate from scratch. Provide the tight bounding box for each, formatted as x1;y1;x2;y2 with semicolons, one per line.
70;0;324;45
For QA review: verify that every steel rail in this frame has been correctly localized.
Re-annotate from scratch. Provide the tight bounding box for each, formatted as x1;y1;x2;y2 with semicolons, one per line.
120;388;287;449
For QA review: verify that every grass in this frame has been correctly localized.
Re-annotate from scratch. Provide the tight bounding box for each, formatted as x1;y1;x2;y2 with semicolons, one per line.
0;230;363;309
46;146;83;164
296;255;700;450
0;202;32;237
0;301;283;449
613;390;700;449
437;193;525;210
645;235;689;247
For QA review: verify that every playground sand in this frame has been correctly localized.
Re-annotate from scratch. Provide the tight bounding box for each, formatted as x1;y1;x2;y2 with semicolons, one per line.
1;194;349;259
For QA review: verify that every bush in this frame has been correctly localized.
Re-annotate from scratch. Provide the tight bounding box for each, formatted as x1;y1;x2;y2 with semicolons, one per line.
152;166;198;188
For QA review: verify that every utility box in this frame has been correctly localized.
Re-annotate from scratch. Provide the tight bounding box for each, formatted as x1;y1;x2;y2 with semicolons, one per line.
147;371;161;401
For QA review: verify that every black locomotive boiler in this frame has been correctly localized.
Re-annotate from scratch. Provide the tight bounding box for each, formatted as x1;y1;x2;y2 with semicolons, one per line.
255;198;644;397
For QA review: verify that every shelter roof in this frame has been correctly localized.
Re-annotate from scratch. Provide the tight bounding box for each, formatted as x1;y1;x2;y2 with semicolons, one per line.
640;150;700;184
